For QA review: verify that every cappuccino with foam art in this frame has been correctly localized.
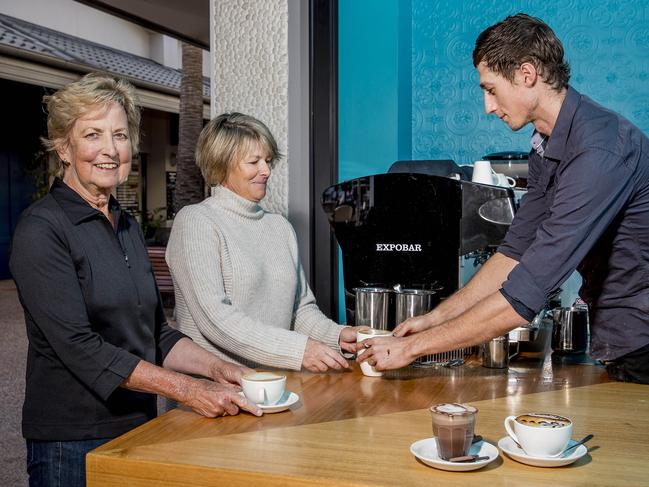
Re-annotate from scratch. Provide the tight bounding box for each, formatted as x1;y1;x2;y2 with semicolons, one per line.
504;412;572;457
515;413;571;429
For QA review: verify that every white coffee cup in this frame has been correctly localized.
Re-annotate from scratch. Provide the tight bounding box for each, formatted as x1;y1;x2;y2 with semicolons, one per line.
471;160;495;185
492;172;516;187
356;328;392;377
241;371;286;405
504;413;573;457
472;161;516;187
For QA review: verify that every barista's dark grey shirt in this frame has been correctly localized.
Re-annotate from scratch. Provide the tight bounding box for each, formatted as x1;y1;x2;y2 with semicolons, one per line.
498;86;649;361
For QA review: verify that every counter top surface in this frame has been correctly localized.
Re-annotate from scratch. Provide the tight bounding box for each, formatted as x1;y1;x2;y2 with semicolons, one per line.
87;355;649;486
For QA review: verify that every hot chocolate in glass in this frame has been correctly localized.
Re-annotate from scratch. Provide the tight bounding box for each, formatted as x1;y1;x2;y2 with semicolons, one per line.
430;403;478;460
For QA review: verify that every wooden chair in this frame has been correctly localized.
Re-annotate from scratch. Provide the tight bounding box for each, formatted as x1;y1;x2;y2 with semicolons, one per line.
146;246;174;307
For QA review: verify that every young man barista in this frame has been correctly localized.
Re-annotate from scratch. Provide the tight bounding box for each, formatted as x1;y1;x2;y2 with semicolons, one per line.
358;13;649;384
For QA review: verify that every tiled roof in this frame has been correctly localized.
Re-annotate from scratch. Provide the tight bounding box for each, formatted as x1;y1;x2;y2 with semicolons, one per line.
0;13;210;98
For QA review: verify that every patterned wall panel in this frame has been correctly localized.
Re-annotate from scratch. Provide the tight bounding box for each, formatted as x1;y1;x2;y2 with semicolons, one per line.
211;0;289;215
412;0;649;164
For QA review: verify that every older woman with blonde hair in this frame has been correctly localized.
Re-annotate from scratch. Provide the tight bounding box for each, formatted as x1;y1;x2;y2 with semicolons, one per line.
10;74;260;487
167;112;359;373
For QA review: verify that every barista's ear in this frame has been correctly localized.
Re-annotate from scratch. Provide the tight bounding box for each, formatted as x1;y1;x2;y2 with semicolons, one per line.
519;62;538;87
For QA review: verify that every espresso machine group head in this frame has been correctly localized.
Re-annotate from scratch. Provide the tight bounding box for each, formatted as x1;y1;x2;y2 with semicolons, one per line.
322;173;515;326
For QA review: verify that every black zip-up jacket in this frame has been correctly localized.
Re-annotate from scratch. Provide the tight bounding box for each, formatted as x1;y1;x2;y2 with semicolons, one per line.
10;178;185;440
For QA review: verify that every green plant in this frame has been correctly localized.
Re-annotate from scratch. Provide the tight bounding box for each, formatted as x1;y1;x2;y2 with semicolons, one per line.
139;207;167;238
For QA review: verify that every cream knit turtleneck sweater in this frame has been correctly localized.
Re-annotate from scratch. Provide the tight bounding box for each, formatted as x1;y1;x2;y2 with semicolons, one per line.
166;185;343;370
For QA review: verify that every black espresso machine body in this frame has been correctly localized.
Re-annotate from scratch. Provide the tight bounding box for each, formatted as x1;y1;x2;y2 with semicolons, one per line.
322;173;514;325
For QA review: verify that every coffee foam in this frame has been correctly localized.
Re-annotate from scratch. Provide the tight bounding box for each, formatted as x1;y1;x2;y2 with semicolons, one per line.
430;403;478;416
516;413;571;428
242;371;285;382
359;329;392;337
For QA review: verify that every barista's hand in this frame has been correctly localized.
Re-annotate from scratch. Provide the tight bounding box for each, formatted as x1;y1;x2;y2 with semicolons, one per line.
392;313;436;337
356;335;415;371
182;377;262;417
303;338;350;372
208;358;252;386
338;326;367;353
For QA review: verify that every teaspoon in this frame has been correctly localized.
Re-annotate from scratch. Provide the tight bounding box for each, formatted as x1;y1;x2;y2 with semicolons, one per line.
562;434;593;455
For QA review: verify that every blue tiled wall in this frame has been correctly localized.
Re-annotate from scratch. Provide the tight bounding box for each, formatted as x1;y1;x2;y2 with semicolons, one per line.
411;0;649;163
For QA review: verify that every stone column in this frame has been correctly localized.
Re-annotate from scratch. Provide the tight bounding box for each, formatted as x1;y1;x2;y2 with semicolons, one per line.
210;0;290;216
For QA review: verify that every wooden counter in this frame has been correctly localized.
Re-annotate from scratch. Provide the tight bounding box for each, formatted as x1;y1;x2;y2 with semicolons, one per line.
87;356;649;486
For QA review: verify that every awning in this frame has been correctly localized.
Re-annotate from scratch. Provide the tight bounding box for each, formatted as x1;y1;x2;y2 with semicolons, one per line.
0;13;210;117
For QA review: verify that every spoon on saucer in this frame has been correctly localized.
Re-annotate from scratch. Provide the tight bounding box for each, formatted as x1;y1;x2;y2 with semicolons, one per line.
562;434;593;455
449;454;490;463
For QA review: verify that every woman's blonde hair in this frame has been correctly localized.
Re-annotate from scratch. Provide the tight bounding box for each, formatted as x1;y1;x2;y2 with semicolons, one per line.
196;112;281;186
42;72;141;176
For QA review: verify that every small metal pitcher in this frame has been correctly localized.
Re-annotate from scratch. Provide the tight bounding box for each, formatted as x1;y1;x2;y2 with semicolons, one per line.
551;306;589;353
482;335;518;369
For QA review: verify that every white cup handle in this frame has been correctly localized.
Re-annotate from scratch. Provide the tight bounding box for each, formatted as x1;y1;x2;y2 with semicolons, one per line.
504;415;520;445
506;176;516;187
258;388;267;405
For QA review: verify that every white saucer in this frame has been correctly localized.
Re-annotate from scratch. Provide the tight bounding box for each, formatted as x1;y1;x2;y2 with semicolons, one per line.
498;436;588;467
239;391;299;414
410;438;499;472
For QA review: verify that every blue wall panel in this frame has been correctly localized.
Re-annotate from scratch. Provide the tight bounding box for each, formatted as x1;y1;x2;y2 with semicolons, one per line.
411;0;649;163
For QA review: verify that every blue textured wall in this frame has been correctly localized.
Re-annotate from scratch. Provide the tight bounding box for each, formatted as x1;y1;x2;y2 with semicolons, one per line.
411;0;649;163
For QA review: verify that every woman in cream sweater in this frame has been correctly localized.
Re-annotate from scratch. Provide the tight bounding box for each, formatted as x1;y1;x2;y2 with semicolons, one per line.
167;113;358;372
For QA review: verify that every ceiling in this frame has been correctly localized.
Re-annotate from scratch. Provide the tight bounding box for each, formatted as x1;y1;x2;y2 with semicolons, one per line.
74;0;209;49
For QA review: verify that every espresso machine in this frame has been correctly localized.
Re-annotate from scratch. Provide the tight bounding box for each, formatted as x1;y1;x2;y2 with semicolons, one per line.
322;171;517;365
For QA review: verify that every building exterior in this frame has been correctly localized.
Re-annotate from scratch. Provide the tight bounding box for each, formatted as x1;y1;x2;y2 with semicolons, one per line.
0;0;211;278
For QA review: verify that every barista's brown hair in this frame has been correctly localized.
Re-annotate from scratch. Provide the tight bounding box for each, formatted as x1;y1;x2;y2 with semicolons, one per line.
42;72;141;176
473;13;570;92
196;112;281;186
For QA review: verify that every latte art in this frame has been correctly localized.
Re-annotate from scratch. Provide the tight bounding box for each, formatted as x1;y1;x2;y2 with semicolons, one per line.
516;413;571;428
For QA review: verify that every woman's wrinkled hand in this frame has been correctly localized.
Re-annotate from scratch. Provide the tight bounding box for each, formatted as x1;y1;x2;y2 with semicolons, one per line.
303;338;350;372
183;378;262;417
208;360;252;386
355;335;415;371
338;325;367;353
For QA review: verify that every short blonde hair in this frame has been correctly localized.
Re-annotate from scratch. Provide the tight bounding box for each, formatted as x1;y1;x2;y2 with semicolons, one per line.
42;72;141;176
196;112;281;186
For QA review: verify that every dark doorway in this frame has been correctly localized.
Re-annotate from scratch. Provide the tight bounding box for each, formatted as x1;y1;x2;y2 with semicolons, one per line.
0;79;48;279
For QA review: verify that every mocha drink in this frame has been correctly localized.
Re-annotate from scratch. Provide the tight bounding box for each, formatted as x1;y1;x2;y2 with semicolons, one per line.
430;403;478;460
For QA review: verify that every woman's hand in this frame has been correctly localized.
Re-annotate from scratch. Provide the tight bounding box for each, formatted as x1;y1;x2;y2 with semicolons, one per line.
355;335;415;371
208;359;252;386
338;326;366;353
302;338;350;372
183;378;262;417
392;313;436;337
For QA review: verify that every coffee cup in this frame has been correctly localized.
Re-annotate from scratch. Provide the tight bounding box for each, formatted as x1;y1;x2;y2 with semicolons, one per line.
473;161;516;187
504;413;572;457
430;403;478;460
472;160;494;185
356;328;392;377
492;172;516;188
241;371;286;405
